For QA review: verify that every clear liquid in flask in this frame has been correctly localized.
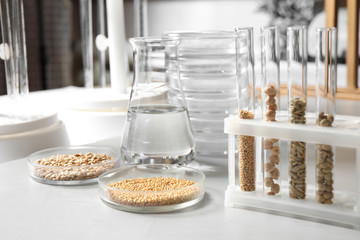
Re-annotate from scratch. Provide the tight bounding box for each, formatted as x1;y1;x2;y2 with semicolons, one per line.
121;105;196;164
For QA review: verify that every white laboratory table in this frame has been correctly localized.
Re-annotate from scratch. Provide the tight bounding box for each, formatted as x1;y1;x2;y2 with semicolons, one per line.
1;88;360;239
1;154;360;240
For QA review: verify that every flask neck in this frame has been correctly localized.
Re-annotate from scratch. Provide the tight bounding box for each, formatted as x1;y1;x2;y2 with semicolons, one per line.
129;37;185;109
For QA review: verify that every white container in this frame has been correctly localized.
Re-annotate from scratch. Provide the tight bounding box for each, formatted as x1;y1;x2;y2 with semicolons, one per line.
0;113;69;162
58;88;129;146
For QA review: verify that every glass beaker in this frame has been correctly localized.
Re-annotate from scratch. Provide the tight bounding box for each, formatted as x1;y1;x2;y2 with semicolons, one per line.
121;37;196;165
163;31;240;159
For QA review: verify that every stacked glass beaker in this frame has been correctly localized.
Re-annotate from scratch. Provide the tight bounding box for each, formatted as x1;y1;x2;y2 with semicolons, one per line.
163;31;239;158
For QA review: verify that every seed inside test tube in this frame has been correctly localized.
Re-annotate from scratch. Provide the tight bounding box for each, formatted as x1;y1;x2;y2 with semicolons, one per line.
238;109;255;192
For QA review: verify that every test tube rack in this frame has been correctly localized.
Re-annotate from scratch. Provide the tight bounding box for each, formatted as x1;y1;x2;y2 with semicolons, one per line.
224;114;360;229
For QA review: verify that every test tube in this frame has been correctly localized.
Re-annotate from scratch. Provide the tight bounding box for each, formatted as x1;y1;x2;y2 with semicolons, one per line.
134;0;148;37
287;26;308;199
315;27;337;204
0;0;29;97
260;26;281;196
80;0;94;88
235;27;256;191
97;0;106;88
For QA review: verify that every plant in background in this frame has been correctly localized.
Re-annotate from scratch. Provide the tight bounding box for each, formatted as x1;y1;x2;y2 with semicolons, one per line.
259;0;321;59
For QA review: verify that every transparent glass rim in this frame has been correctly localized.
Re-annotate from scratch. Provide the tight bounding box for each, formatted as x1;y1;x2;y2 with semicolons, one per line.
235;27;253;31
129;36;180;45
235;27;254;35
260;26;278;31
316;27;337;32
163;30;238;39
98;164;206;194
287;25;307;31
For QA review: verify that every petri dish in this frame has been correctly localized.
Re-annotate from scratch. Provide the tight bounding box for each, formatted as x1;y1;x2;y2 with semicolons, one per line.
28;146;120;185
98;164;205;213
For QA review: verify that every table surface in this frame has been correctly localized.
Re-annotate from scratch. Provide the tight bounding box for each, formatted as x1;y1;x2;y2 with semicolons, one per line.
1;88;360;239
1;155;360;240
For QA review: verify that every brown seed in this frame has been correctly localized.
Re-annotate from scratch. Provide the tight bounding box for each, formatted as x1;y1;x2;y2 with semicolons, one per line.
265;110;276;118
265;162;275;172
264;177;274;187
320;119;331;127
323;192;334;200
324;172;333;181
322;145;332;151
317;177;325;184
269;155;280;164
264;84;277;97
269;167;280;180
268;104;277;111
317;157;324;164
265;96;276;105
318;112;325;119
327;114;334;123
271;184;280;194
239;109;254;119
270;146;280;155
264;139;273;150
318;184;326;191
325;185;333;192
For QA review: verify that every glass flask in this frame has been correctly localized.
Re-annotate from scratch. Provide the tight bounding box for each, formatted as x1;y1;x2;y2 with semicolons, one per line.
260;26;281;196
287;26;308;200
315;27;337;204
121;37;196;165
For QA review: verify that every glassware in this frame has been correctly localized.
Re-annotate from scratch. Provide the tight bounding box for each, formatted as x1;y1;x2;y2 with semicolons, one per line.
121;37;196;165
28;146;120;185
79;0;109;88
163;31;239;158
96;0;106;87
99;164;205;213
260;26;281;196
79;0;94;88
315;27;337;204
235;27;256;191
134;0;148;37
287;26;308;199
106;0;128;93
0;0;28;97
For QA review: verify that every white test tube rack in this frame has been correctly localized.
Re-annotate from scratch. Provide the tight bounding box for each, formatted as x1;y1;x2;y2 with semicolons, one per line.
224;113;360;229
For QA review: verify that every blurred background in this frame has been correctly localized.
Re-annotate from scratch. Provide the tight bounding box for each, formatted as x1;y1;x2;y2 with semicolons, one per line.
0;0;356;95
